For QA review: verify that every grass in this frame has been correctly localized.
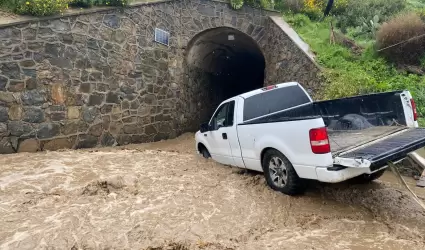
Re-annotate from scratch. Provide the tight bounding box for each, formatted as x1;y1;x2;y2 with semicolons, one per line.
407;0;425;9
285;15;425;126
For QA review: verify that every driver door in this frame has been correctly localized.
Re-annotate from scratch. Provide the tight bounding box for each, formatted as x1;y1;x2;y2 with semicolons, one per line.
206;101;235;166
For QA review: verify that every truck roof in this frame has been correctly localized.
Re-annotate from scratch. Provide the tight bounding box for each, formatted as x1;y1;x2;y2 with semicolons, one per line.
238;82;302;99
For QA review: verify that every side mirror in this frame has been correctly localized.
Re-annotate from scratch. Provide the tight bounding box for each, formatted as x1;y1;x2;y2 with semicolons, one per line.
200;123;209;133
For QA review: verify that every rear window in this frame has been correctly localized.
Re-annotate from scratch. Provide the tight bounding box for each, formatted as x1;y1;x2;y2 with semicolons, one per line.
243;85;311;121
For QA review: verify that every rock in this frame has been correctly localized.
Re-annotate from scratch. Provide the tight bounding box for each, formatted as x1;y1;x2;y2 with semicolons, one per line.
144;124;157;135
0;75;8;90
123;123;143;134
8;121;33;136
112;30;126;44
79;82;91;93
0;91;15;104
0;106;8;122
101;132;116;146
88;123;103;136
144;94;157;105
21;90;45;105
51;83;65;104
37;123;60;139
18;139;39;153
158;123;172;133
0;63;20;79
50;112;66;121
106;92;120;104
101;104;113;114
8;105;22;120
76;134;98;149
43;138;74;151
82;107;99;123
19;60;36;68
23;107;44;123
50;105;66;112
62;120;85;135
103;14;120;29
7;80;25;92
45;43;62;57
9;136;18;150
109;122;122;134
49;58;72;68
25;77;37;90
88;92;105;106
0;137;15;154
116;134;131;145
67;106;80;119
51;19;70;32
0;122;7;136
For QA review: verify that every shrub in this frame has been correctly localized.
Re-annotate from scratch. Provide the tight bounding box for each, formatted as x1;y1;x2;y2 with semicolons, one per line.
279;0;349;20
337;0;406;29
277;0;303;13
230;0;244;9
376;13;425;64
16;0;69;16
0;0;16;10
285;13;311;28
70;0;127;7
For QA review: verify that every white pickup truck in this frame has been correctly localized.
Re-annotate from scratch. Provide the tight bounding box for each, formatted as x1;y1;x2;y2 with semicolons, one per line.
195;82;425;195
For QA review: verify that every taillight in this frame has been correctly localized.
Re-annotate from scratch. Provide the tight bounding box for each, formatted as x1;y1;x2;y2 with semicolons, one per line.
309;127;331;154
410;98;418;121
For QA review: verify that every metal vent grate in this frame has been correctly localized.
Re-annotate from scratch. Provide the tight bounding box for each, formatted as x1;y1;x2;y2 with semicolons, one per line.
154;28;170;46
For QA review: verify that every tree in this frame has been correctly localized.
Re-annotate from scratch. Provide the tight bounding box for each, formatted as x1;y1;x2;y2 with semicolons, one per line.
324;0;334;17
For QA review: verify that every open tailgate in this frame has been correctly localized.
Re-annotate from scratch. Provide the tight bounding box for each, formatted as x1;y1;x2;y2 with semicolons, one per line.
335;128;425;171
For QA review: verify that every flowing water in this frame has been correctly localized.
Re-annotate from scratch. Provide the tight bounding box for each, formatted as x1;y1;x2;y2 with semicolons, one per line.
0;133;424;250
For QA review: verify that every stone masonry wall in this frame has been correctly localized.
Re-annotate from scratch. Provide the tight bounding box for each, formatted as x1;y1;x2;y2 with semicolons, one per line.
263;17;322;95
0;0;320;153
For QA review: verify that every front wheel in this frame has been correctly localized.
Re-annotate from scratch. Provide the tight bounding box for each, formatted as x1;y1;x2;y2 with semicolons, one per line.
200;147;211;159
262;149;305;195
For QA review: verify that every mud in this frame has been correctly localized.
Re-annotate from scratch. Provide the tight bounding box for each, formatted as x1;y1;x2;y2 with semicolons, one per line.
1;133;425;250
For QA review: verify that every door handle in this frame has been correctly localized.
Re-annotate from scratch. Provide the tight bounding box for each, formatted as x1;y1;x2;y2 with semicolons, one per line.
222;133;227;140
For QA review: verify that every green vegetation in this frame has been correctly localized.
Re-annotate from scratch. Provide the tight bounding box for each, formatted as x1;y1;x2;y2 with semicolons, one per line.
16;0;70;16
282;0;425;126
231;0;274;9
0;0;127;16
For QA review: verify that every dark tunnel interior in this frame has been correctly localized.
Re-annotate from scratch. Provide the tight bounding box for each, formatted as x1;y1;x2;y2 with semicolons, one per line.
185;27;266;124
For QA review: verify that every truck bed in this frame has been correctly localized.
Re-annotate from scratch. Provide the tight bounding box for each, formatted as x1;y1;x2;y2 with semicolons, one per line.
329;126;405;154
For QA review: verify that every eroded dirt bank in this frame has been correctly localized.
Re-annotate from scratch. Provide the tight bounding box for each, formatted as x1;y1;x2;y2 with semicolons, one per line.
1;133;425;250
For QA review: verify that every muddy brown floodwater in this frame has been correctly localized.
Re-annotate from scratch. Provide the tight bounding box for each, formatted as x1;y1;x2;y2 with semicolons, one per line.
1;133;425;250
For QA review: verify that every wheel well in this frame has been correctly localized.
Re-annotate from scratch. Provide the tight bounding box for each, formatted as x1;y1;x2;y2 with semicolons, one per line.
260;147;276;164
197;143;208;153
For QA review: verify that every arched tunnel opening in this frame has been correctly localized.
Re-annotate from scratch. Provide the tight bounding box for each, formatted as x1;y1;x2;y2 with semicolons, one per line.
185;27;266;126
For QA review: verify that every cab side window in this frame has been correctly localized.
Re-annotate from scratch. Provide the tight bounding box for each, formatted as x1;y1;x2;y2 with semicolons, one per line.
210;101;235;130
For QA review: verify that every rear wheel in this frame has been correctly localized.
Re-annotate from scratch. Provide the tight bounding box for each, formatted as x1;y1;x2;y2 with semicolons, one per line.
262;149;305;195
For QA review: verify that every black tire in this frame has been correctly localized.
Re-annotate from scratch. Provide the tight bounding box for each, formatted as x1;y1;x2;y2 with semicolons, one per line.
262;149;305;195
200;147;211;159
351;169;386;184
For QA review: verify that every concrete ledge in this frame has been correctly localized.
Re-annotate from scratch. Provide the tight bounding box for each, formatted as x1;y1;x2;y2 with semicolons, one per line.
268;16;317;65
0;0;172;28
